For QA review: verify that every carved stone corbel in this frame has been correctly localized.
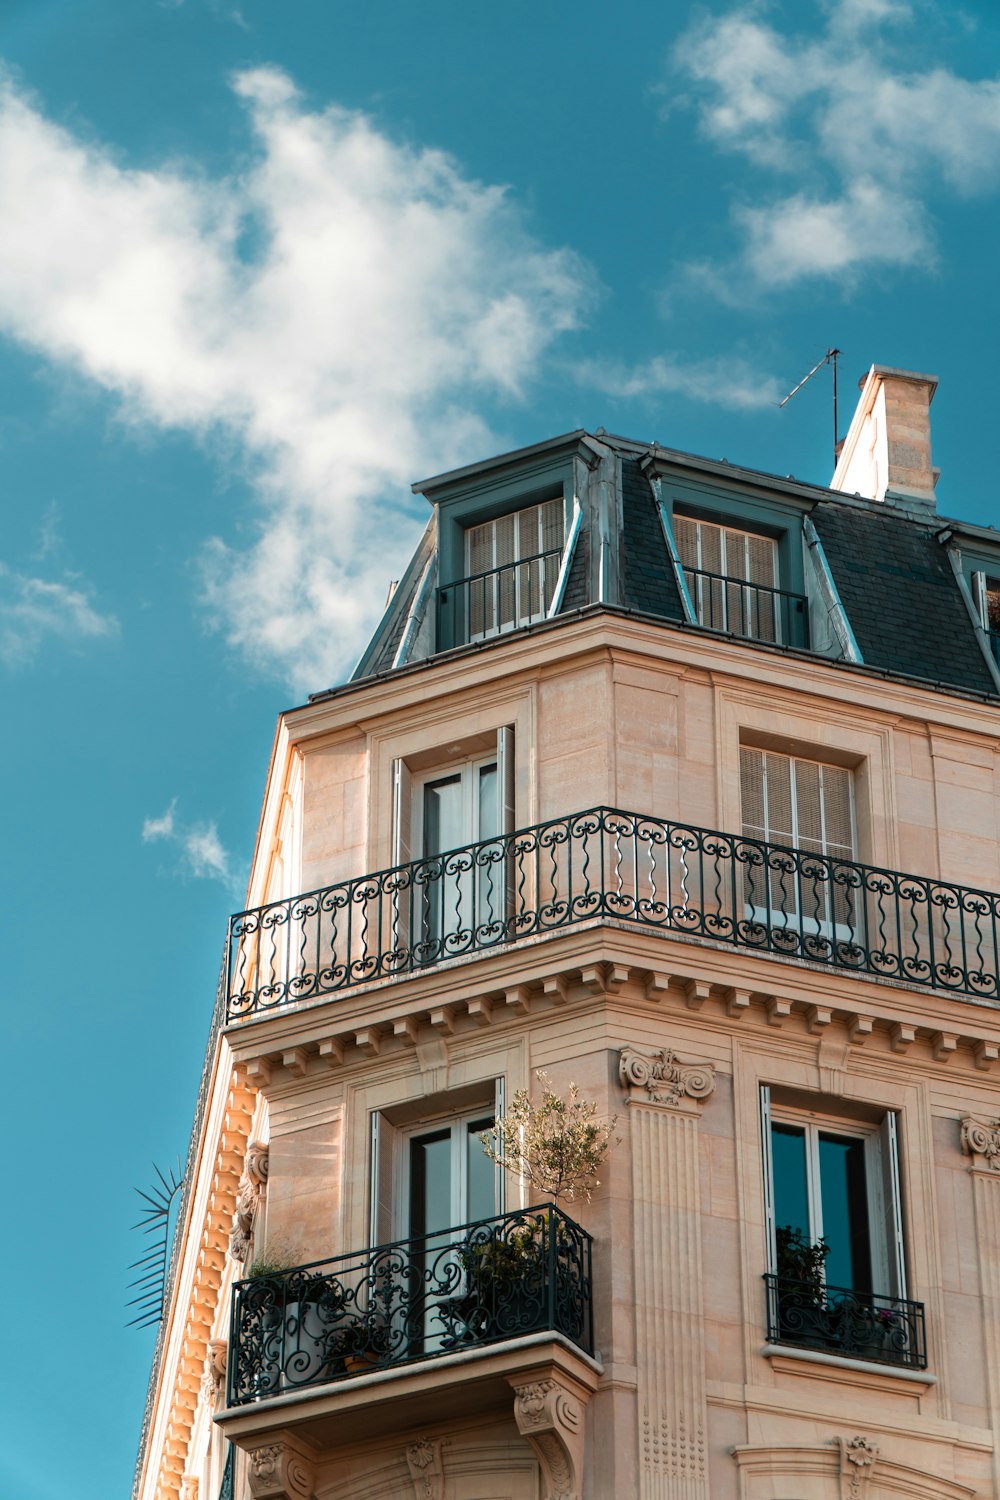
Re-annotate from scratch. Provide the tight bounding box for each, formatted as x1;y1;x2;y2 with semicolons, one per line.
510;1376;584;1500
838;1435;878;1499
200;1339;228;1403
180;1478;199;1500
229;1141;270;1264
961;1116;1000;1172
619;1045;716;1111
405;1438;444;1500
247;1438;314;1500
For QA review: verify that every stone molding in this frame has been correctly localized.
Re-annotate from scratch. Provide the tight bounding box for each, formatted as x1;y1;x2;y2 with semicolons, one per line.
961;1115;1000;1172
838;1436;878;1499
247;1438;314;1500
619;1044;715;1112
405;1438;444;1500
509;1374;586;1500
230;1140;270;1263
179;1479;199;1500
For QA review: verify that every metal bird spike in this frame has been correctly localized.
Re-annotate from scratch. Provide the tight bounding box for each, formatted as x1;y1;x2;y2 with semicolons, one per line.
126;1159;183;1329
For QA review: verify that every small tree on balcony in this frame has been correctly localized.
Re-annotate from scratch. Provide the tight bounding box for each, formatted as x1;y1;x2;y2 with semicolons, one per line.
480;1071;618;1206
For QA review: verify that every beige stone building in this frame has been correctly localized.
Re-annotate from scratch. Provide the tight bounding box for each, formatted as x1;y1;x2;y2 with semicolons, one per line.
135;366;1000;1500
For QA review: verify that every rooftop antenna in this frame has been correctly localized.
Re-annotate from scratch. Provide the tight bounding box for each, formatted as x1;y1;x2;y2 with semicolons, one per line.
778;348;841;469
126;1159;184;1329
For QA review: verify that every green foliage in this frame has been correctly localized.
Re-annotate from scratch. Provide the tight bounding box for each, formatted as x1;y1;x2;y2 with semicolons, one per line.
775;1225;829;1297
458;1225;538;1284
245;1244;294;1280
480;1071;618;1205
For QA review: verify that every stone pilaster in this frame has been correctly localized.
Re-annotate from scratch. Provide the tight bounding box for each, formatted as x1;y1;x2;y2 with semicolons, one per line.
962;1115;1000;1494
620;1045;716;1500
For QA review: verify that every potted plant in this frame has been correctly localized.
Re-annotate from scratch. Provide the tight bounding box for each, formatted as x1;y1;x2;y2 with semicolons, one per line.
440;1072;617;1347
773;1226;834;1348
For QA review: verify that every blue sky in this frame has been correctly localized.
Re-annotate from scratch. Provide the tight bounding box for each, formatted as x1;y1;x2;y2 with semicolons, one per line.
3;1;1000;1494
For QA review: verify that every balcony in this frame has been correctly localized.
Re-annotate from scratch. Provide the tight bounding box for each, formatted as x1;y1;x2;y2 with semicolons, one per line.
225;807;1000;1021
764;1273;927;1370
681;564;809;649
436;547;563;649
226;1205;592;1407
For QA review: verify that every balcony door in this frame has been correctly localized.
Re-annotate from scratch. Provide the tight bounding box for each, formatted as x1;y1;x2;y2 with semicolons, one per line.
392;728;515;962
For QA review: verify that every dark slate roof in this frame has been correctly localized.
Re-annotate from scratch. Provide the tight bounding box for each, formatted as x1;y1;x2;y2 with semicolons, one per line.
620;457;685;621
811;501;997;694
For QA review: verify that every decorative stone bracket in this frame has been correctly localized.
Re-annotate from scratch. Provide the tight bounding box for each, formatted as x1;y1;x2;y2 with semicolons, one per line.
508;1373;586;1500
405;1438;444;1500
200;1339;228;1403
229;1140;269;1264
961;1115;1000;1172
619;1044;716;1112
839;1435;878;1499
247;1438;314;1500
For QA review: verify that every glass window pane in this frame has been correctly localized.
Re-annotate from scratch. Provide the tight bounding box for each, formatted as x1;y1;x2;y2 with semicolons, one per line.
772;1123;810;1244
818;1133;872;1293
423;775;463;858
409;1130;452;1239
467;1117;496;1224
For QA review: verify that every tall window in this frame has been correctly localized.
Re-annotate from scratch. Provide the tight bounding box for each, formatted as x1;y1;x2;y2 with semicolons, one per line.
674;514;779;641
465;498;564;639
740;746;855;934
761;1088;914;1364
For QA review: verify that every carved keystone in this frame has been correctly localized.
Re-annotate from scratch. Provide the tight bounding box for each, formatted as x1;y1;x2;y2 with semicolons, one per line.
247;1438;314;1500
619;1045;715;1112
405;1438;444;1500
838;1435;878;1499
509;1376;584;1500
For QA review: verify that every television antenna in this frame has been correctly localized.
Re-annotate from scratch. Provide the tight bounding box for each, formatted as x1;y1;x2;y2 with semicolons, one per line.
778;348;841;469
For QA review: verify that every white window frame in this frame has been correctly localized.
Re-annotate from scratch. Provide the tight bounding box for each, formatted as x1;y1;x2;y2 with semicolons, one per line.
396;1106;503;1240
760;1087;907;1300
464;498;565;641
741;746;858;942
673;513;781;641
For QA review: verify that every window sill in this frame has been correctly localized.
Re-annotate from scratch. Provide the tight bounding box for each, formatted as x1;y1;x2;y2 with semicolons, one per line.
761;1343;935;1385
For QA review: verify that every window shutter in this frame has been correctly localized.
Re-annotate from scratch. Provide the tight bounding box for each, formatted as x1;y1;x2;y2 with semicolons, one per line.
540;498;564;552
763;751;794;846
392;758;412;866
820;764;854;860
974;570;988;629
793;758;823;854
880;1112;907;1298
494;1076;506;1214
672;514;699;570
760;1086;776;1273
369;1111;397;1248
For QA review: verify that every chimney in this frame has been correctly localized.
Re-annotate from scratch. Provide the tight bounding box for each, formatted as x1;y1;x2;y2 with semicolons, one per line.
831;364;940;513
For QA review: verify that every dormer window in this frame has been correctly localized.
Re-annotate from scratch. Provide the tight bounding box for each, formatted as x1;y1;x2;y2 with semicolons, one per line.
972;571;1000;669
461;498;565;642
674;514;782;642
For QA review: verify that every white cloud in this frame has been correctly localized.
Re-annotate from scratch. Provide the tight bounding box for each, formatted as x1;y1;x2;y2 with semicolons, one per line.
580;353;784;411
0;66;591;691
0;563;117;666
143;798;240;893
673;0;1000;287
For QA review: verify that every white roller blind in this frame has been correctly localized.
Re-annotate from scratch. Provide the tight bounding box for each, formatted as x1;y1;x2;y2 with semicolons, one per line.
740;747;854;860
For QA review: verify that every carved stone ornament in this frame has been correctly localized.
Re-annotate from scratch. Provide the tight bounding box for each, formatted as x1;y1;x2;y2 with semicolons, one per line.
229;1141;270;1264
510;1376;584;1500
619;1045;716;1110
200;1339;228;1402
180;1479;199;1500
961;1116;1000;1171
838;1435;878;1500
405;1438;444;1500
247;1439;314;1500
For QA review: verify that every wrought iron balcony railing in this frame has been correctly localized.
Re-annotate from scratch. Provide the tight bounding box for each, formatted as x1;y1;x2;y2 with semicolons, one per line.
226;806;1000;1021
764;1273;927;1370
227;1205;593;1406
437;547;563;649
681;564;809;649
218;1447;234;1500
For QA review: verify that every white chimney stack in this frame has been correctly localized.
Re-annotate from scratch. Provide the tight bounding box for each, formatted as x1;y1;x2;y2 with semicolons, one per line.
831;364;939;512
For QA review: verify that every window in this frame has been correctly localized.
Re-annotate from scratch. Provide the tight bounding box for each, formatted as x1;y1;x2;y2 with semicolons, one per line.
972;571;1000;668
760;1088;923;1367
674;513;780;641
740;746;855;936
465;498;564;639
391;729;514;960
